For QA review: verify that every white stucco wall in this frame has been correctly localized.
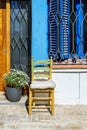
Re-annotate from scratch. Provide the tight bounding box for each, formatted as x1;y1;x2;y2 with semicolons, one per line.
53;69;87;105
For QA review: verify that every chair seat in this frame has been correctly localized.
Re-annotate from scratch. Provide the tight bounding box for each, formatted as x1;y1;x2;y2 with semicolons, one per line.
30;79;56;89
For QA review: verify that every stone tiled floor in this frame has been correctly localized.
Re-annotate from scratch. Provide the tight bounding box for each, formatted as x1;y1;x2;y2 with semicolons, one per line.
0;93;87;130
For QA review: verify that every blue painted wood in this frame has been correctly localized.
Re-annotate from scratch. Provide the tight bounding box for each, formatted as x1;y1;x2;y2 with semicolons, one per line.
32;0;48;61
76;0;84;58
48;0;58;60
60;0;70;59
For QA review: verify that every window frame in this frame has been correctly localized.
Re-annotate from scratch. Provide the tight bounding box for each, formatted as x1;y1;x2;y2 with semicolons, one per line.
48;0;87;69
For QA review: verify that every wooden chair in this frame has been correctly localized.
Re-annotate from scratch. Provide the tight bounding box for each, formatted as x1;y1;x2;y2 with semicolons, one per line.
28;57;56;115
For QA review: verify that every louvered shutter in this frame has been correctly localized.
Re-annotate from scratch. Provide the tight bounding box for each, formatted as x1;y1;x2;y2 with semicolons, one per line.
60;0;70;59
48;0;58;59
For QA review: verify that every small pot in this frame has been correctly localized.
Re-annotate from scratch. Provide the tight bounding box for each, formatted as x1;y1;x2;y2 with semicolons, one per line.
22;87;28;95
6;86;22;102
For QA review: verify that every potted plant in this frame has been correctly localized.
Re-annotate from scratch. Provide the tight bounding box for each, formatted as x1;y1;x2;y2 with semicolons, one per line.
3;69;30;102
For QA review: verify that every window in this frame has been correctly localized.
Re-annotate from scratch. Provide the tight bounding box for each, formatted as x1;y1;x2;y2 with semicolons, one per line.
10;0;31;74
48;0;87;65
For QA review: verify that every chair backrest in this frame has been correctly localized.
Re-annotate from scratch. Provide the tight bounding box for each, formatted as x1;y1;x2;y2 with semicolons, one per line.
31;57;52;81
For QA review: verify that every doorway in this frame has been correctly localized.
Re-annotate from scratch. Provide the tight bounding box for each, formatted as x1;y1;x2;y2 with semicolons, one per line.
10;0;31;75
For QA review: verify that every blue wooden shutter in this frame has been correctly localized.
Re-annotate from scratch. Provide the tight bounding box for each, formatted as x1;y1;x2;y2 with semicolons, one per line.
60;0;70;59
48;0;58;59
76;0;84;58
49;0;70;60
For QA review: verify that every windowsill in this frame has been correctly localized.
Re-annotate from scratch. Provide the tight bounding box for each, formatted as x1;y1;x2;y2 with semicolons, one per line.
53;64;87;69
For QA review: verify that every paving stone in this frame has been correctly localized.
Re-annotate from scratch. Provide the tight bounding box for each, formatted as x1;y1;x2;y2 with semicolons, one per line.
0;94;87;130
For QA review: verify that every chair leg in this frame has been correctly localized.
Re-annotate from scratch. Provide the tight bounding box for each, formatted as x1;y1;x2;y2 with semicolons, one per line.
29;88;32;115
51;89;54;115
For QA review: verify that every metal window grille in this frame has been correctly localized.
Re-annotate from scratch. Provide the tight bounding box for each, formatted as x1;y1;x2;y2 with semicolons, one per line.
10;0;31;74
48;0;87;64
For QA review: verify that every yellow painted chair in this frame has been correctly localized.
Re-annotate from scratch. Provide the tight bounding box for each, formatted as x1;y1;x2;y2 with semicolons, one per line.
28;57;56;115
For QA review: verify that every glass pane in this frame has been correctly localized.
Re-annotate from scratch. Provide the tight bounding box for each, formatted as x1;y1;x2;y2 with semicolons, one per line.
10;0;31;74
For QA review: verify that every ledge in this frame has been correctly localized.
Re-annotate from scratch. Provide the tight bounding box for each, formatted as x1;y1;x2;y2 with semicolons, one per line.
52;64;87;73
53;64;87;69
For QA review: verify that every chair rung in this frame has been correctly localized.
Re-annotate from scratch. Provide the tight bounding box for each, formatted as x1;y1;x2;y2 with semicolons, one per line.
32;97;51;100
33;90;51;93
32;105;51;109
